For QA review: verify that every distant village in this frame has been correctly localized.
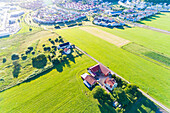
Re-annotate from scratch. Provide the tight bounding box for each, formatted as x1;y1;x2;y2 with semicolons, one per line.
0;0;170;37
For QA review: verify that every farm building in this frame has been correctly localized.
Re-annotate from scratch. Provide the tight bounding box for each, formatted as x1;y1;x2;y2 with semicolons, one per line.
81;73;97;88
104;77;117;91
88;64;111;77
58;42;71;50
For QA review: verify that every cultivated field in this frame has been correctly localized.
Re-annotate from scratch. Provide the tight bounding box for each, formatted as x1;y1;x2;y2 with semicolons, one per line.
139;13;170;31
98;26;170;55
80;27;131;47
56;27;170;107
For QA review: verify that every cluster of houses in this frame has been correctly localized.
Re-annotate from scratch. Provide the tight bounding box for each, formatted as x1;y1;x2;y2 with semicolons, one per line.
19;0;43;10
119;9;158;22
93;16;125;27
119;0;170;12
32;6;86;24
60;2;100;12
0;4;23;38
81;64;118;91
58;42;72;55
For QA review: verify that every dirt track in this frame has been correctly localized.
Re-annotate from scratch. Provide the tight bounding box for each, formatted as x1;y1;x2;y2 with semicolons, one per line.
80;27;131;47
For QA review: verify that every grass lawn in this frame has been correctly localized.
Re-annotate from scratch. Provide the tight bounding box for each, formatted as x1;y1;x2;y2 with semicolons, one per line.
98;26;170;55
138;13;170;31
56;27;170;108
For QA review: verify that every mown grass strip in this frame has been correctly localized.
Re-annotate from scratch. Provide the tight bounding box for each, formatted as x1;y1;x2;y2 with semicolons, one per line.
122;42;170;69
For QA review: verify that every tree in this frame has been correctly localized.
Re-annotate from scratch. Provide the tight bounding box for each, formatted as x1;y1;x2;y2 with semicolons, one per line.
92;86;105;99
12;61;21;78
32;54;47;69
11;53;19;60
114;87;130;106
2;57;6;63
124;83;138;95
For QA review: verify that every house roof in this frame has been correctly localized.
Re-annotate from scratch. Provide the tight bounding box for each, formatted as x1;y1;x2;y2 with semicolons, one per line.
89;64;110;76
104;77;116;88
84;75;97;86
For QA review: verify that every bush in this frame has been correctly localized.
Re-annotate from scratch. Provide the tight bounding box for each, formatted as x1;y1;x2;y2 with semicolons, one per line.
29;28;32;31
49;38;51;41
32;51;35;55
44;46;51;51
52;46;57;51
59;36;62;39
21;55;27;60
42;44;45;47
11;53;19;60
59;49;63;54
50;40;55;45
112;74;116;79
59;38;64;43
25;49;31;54
55;38;58;43
2;57;6;63
32;54;47;69
28;47;34;51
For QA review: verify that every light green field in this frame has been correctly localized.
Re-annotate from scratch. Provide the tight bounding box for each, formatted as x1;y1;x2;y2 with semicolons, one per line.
0;55;159;113
0;56;102;113
56;27;170;107
98;26;170;55
139;13;170;31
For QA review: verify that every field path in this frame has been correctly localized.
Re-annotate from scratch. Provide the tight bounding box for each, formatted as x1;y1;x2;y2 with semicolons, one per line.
80;27;131;47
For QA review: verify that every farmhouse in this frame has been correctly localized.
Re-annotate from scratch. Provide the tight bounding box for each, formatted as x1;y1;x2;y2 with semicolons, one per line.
58;42;71;50
104;77;117;91
81;73;97;88
88;64;111;77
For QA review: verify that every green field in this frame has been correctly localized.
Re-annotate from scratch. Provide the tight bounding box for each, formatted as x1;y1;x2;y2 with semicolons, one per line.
56;27;170;107
0;55;100;113
0;55;159;113
122;43;170;68
98;26;170;55
138;13;170;31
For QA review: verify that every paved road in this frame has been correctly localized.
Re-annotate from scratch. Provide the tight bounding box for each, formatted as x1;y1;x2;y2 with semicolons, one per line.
134;23;170;35
124;21;170;35
75;46;170;113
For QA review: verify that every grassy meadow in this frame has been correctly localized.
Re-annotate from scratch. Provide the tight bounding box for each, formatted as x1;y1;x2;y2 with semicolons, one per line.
56;27;170;107
0;54;159;113
0;55;101;113
98;26;170;55
0;30;60;90
139;13;170;31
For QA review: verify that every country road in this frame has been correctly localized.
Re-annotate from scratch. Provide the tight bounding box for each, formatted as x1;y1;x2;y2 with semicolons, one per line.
75;46;170;113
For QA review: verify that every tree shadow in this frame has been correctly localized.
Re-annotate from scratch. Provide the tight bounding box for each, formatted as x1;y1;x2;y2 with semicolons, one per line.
75;50;83;57
125;96;159;113
24;66;54;83
98;100;116;113
12;62;21;78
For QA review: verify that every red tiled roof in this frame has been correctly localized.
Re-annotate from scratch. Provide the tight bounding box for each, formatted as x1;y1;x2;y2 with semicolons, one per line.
89;64;110;76
104;78;116;88
84;75;97;86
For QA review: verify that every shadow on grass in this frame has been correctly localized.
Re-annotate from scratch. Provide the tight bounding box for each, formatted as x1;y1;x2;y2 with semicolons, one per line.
98;99;116;113
125;96;159;113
